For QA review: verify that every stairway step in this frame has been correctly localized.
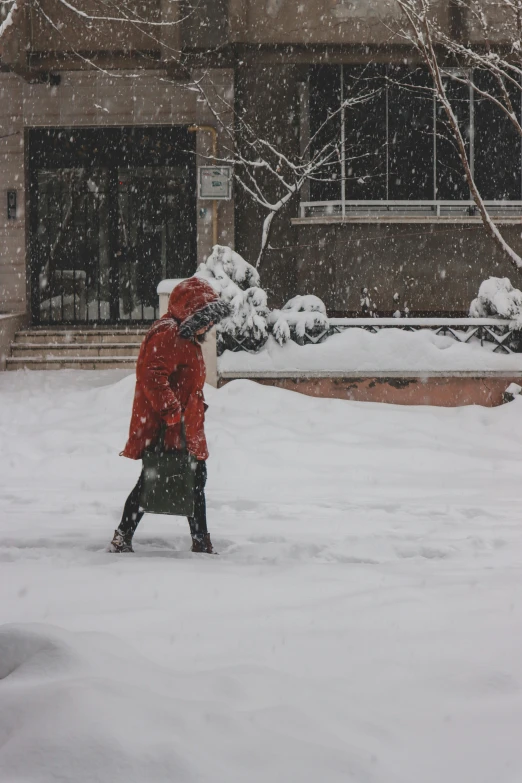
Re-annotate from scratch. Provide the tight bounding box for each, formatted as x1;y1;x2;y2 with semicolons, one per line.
11;343;142;358
16;329;148;334
6;356;138;371
15;329;147;345
9;327;150;369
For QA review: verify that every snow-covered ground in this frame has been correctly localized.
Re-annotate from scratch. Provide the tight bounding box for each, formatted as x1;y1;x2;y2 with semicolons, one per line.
220;328;522;373
1;370;522;783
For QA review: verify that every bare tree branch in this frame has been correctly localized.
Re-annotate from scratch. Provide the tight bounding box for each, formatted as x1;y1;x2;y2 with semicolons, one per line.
393;0;522;271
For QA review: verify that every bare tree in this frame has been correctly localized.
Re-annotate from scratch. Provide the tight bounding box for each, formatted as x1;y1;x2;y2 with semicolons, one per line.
392;0;522;271
210;89;376;267
0;1;23;42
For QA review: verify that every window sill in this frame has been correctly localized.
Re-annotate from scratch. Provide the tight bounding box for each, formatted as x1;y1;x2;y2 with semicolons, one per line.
292;215;522;225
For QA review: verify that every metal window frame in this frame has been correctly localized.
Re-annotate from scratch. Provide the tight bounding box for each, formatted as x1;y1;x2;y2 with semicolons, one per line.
299;200;522;218
318;65;520;215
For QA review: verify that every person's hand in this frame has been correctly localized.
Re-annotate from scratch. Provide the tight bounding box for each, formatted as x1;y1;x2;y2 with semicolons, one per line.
163;410;181;427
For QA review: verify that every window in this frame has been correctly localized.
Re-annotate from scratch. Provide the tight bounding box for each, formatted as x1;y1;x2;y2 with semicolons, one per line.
308;65;522;207
473;70;522;200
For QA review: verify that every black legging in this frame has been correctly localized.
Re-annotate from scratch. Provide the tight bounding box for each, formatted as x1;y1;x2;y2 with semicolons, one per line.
119;460;208;540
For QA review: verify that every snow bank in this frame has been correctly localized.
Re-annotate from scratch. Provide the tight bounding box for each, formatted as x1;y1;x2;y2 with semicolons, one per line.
0;624;227;781
219;326;522;374
1;371;522;782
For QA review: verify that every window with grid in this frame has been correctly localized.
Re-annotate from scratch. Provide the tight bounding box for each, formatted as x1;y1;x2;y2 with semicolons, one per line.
308;64;522;205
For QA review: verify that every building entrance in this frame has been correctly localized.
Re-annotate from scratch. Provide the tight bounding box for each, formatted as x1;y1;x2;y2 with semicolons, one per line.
29;127;196;324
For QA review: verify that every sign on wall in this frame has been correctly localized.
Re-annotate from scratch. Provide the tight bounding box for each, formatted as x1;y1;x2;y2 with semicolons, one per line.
198;166;232;200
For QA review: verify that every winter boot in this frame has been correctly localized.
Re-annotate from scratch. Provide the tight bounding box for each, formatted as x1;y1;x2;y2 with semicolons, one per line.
191;533;215;554
107;528;134;553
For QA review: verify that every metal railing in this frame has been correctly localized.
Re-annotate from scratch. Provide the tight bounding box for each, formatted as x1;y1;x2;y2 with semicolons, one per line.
222;317;522;355
298;201;522;219
328;317;521;354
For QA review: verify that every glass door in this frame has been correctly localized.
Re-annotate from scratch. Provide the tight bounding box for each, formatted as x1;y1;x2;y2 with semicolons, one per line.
29;127;196;325
35;168;111;324
116;167;194;321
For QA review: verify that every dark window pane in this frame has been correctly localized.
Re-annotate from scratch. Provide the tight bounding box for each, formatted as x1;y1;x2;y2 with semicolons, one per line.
309;65;342;201
388;66;434;200
474;70;521;200
436;76;470;200
344;64;387;200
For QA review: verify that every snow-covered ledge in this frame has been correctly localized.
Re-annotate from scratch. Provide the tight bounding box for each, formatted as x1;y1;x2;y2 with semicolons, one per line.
218;324;522;376
157;279;218;388
217;327;522;407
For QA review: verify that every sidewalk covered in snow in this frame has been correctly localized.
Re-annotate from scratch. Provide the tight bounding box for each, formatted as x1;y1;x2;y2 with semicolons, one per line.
1;371;521;782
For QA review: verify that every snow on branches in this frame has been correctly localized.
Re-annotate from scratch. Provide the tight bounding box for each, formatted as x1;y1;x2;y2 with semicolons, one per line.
0;1;18;42
196;245;269;353
470;277;522;324
268;295;329;346
196;246;330;352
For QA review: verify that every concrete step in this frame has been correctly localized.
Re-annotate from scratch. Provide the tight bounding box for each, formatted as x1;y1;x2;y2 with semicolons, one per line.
15;329;147;345
10;343;142;358
6;356;138;371
8;327;148;370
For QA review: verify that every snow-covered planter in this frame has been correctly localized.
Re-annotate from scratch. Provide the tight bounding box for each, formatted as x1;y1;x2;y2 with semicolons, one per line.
470;277;522;323
196;245;270;354
268;295;329;345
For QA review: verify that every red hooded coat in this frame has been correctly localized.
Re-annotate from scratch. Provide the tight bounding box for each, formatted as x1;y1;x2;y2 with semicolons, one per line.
121;277;225;462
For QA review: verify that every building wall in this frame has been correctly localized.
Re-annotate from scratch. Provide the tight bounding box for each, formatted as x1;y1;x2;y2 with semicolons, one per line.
1;0;513;58
228;0;450;45
234;60;522;314
2;0;521;318
28;0;168;54
0;68;234;317
4;58;519;318
229;0;516;47
295;222;522;315
0;73;25;314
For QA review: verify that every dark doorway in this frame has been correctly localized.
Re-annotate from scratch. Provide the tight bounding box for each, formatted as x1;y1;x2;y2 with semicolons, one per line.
28;127;196;325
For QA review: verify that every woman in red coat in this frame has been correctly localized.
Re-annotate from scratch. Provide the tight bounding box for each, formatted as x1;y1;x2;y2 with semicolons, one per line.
108;277;231;554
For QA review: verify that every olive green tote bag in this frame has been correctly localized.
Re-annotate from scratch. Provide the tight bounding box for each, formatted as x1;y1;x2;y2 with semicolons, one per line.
140;422;198;516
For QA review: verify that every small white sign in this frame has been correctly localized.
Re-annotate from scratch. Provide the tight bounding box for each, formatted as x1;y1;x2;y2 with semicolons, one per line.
198;166;232;200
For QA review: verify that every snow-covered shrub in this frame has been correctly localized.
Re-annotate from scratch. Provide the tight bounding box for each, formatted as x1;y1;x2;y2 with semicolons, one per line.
360;287;376;316
202;243;261;292
196;246;330;352
196;245;269;353
268;295;329;346
470;277;522;322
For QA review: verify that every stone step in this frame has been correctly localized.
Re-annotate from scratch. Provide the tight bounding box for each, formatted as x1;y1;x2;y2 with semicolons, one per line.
10;343;142;358
8;327;148;370
6;356;138;371
15;329;147;345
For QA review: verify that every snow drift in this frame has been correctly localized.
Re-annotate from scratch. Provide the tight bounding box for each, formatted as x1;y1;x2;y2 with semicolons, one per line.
1;371;522;783
219;325;522;374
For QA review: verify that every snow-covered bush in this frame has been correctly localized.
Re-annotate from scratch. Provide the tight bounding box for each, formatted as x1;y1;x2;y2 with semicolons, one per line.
196;245;269;353
268;295;329;346
470;277;522;322
196;246;330;352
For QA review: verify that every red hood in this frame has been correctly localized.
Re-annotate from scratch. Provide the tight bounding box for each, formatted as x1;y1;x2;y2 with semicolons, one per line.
166;277;218;322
